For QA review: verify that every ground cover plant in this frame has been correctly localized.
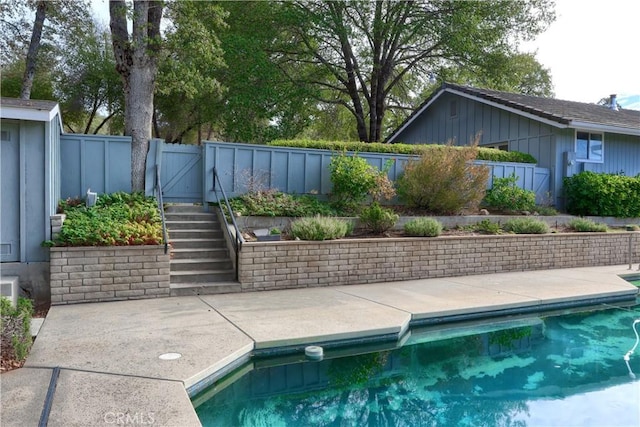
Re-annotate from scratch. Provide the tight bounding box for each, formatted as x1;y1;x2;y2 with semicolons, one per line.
49;192;164;246
226;190;337;217
568;218;608;232
359;203;399;234
1;296;33;372
289;216;352;241
403;218;442;237
503;217;550;234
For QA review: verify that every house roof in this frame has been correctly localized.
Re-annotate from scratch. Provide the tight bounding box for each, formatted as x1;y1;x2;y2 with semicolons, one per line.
1;97;62;126
386;83;640;142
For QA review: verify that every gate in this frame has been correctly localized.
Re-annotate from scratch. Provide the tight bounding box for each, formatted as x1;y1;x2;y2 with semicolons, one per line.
150;141;203;203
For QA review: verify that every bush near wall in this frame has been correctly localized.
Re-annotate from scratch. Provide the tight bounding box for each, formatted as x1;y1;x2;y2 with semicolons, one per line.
267;139;537;164
564;172;640;217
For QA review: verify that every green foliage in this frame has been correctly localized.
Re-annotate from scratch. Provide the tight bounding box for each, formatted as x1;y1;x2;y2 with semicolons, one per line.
503;218;550;234
403;218;443;237
52;192;164;247
268;139;537;163
227;191;336;217
474;219;502;235
564;172;640;218
1;296;33;362
396;143;489;214
289;216;351;241
359;203;399;234
534;205;558;216
568;218;608;232
329;152;394;213
483;173;536;212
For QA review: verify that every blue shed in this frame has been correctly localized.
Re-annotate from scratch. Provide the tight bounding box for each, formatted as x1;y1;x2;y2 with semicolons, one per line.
386;83;640;208
1;97;62;303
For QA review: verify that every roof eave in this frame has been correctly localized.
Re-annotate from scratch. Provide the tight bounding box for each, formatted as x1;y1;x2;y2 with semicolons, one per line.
1;103;63;129
569;121;640;136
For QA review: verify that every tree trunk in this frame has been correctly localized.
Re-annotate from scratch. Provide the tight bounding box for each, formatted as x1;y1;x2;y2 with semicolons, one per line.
110;0;163;192
20;1;47;99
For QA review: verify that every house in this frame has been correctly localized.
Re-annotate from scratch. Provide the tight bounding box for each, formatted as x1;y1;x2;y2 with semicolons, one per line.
1;97;63;304
386;83;640;208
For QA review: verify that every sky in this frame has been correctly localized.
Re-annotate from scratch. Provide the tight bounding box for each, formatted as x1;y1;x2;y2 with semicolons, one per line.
90;0;640;109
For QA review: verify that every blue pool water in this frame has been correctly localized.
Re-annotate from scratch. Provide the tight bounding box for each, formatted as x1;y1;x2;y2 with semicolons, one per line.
193;303;640;426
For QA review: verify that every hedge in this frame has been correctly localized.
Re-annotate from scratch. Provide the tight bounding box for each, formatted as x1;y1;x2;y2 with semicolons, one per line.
266;139;537;164
564;171;640;217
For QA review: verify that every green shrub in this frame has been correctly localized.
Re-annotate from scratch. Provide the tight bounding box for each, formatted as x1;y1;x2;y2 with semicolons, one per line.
396;142;489;214
329;152;395;213
227;190;336;217
503;217;550;234
568;218;608;232
564;171;640;217
267;139;537;163
474;219;502;234
534;205;558;216
53;192;164;246
403;217;442;237
483;173;536;212
290;216;351;240
359;203;399;234
1;296;33;362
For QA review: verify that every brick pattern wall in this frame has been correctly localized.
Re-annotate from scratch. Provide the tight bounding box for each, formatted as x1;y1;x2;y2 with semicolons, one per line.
239;233;640;291
49;246;170;305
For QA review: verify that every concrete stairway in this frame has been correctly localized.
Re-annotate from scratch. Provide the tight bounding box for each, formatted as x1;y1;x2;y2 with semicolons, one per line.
164;205;240;295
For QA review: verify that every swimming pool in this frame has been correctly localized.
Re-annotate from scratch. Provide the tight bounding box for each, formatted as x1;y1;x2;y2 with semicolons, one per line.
193;302;640;426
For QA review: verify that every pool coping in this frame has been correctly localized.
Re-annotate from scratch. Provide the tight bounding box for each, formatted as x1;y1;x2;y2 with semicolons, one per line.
2;265;639;427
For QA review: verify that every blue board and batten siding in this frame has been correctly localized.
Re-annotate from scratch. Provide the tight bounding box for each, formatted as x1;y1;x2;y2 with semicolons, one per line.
60;134;132;199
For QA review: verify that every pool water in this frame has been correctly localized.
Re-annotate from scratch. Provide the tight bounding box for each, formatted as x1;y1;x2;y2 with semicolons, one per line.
194;303;640;427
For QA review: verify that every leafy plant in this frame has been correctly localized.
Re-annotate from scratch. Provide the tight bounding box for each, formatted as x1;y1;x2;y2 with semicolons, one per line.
503;217;550;234
568;218;608;232
289;216;351;240
329;151;395;213
269;227;281;235
227;190;336;217
474;219;502;235
564;171;640;217
534;205;558;216
403;217;442;237
52;192;164;247
359;203;399;234
1;296;33;363
483;173;536;212
396;141;489;214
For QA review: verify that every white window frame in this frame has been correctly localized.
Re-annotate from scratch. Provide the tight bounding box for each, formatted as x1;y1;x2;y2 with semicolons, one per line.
574;130;604;163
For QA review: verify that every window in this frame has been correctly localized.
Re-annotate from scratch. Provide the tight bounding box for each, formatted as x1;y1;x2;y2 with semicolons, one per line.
485;142;508;151
575;131;603;162
449;100;458;118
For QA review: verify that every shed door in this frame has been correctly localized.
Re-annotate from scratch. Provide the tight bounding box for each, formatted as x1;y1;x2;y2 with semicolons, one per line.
1;124;20;262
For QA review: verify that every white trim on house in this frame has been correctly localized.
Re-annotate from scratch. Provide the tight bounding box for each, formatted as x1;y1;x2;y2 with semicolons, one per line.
567;121;640;137
0;103;63;129
574;129;605;164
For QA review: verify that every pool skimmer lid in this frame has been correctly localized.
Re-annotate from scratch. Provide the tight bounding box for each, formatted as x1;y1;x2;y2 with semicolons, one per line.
305;346;324;360
159;352;182;360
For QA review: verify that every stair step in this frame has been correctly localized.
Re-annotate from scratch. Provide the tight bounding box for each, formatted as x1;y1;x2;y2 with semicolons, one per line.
165;220;220;230
170;258;233;272
169;282;242;296
170;270;236;283
164;204;208;213
169;229;223;239
170;247;229;260
169;238;227;249
165;213;218;222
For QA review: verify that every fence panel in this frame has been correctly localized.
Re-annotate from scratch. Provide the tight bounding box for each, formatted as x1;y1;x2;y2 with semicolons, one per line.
60;134;131;199
203;141;551;203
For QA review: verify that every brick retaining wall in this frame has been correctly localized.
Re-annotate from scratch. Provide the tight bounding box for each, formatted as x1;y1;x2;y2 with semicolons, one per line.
239;233;640;291
49;246;170;305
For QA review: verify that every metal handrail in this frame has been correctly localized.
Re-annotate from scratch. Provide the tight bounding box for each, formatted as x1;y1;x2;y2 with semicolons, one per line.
155;165;169;254
213;166;243;280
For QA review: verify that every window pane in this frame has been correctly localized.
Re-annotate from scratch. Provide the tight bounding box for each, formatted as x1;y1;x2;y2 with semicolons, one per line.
576;133;588;159
590;135;603;161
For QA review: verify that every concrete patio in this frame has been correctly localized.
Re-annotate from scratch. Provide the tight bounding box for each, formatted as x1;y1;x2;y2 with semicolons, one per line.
1;265;638;426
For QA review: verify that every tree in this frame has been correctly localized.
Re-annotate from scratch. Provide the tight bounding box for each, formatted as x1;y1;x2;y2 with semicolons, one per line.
279;0;555;142
110;0;163;191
